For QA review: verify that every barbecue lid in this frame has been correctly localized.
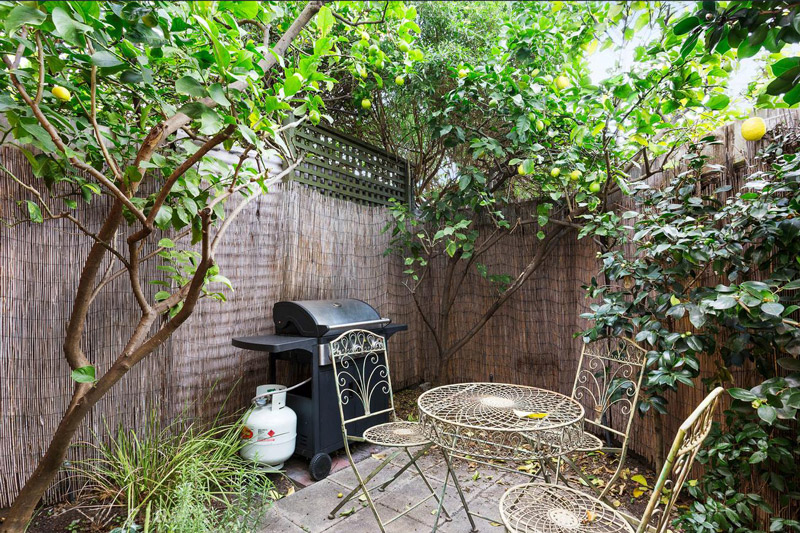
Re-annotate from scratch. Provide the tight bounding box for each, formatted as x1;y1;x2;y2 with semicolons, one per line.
273;299;388;337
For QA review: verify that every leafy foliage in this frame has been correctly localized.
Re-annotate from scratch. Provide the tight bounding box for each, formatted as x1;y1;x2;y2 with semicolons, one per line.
673;1;800;106
582;129;800;529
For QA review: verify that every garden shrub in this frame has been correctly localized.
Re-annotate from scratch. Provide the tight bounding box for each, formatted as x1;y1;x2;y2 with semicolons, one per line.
582;129;800;530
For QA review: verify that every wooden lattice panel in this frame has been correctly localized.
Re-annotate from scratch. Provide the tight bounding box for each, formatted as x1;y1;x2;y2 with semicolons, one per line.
288;124;411;206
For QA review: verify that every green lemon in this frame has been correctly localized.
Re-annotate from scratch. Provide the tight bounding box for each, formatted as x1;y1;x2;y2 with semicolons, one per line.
361;98;372;110
550;168;560;178
395;76;405;86
589;181;602;193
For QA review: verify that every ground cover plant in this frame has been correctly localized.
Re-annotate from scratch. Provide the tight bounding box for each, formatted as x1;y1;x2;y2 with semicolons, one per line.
0;1;422;529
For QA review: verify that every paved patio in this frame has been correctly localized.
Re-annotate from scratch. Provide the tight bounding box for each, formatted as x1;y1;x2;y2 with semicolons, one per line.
259;444;530;532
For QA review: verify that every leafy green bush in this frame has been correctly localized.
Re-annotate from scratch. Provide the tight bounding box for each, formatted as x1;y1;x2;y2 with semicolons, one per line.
581;128;800;530
73;411;273;532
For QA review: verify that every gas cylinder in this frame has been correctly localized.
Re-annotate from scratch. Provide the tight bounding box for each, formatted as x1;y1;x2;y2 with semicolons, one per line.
240;384;297;469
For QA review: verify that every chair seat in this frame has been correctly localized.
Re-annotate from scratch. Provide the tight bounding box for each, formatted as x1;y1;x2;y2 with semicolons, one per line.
500;483;634;533
363;421;430;447
574;431;604;452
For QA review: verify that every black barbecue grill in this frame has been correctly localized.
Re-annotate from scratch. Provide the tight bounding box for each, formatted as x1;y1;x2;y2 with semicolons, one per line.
232;299;406;480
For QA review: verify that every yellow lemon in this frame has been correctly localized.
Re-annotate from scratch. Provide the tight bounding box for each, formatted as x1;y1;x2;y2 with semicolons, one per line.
550;167;560;178
361;98;372;110
741;117;766;141
569;170;581;181
555;75;571;90
52;85;71;102
458;68;468;79
395;76;405;86
518;164;525;175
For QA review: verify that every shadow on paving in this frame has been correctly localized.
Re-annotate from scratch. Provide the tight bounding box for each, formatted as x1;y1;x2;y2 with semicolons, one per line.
258;443;526;533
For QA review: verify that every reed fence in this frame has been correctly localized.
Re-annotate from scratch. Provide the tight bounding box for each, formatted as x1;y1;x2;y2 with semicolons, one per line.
0;110;797;522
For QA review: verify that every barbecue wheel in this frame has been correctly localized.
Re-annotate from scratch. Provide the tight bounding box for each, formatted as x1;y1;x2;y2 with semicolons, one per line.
309;452;332;480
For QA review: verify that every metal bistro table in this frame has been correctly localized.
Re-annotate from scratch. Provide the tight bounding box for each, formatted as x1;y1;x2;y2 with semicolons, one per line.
418;382;586;532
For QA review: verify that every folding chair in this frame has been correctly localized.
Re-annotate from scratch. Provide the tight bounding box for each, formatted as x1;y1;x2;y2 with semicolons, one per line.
326;329;450;531
499;386;724;533
555;337;648;500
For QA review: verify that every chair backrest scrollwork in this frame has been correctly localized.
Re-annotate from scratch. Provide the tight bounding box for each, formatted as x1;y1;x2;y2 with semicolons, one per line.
571;337;647;444
637;387;724;533
329;329;395;434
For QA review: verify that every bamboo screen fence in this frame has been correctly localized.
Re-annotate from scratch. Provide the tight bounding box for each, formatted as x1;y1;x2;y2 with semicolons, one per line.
0;110;797;515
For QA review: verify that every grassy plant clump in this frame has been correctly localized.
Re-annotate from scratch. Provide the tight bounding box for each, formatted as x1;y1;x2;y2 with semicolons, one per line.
73;410;273;533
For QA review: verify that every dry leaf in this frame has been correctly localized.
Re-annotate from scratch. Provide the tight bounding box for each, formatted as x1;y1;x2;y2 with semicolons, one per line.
371;453;387;461
582;510;597;524
340;507;355;517
631;474;648;487
513;410;549;419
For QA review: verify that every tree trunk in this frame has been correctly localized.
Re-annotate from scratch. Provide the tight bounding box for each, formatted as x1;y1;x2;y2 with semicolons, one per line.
2;396;93;532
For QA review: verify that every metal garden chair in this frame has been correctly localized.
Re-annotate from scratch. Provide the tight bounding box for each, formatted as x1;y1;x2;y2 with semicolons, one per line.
326;329;450;532
499;386;724;533
555;337;648;500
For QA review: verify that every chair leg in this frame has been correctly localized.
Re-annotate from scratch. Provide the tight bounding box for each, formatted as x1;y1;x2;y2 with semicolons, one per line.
404;447;452;521
377;443;432;492
342;448;388;533
327;448;401;520
599;447;627;501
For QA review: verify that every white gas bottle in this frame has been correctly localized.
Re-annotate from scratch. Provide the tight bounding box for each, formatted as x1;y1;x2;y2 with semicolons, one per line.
240;384;297;469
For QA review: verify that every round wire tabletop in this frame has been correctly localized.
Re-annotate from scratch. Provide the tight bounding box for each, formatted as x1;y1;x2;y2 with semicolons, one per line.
417;383;585;461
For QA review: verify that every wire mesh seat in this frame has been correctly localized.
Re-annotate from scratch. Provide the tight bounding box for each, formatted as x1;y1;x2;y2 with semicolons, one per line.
571;431;604;453
363;421;430;447
500;387;725;533
500;484;634;533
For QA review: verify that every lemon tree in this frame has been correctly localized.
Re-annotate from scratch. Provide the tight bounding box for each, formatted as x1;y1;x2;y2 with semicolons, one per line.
0;2;420;529
384;1;741;382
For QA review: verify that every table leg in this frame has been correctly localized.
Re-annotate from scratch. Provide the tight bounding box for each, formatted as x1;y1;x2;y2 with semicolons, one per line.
440;447;477;533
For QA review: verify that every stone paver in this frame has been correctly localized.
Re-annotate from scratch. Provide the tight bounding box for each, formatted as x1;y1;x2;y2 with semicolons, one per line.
259;445;536;533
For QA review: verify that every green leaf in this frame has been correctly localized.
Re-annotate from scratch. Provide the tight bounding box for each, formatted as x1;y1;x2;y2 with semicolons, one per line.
771;57;800;77
284;73;303;97
219;1;259;18
177;102;212;119
761;302;784;316
777;357;800;371
784;83;800;106
199;110;222;135
757;405;777;425
5;5;46;34
52;7;92;45
91;50;123;68
176;76;208;98
208;83;231;107
680;33;699;58
316;5;334;36
728;388;757;401
154;205;173;229
158;238;175;248
673;16;700;36
71;365;96;383
154;291;171;302
705;94;730;110
25;201;43;223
